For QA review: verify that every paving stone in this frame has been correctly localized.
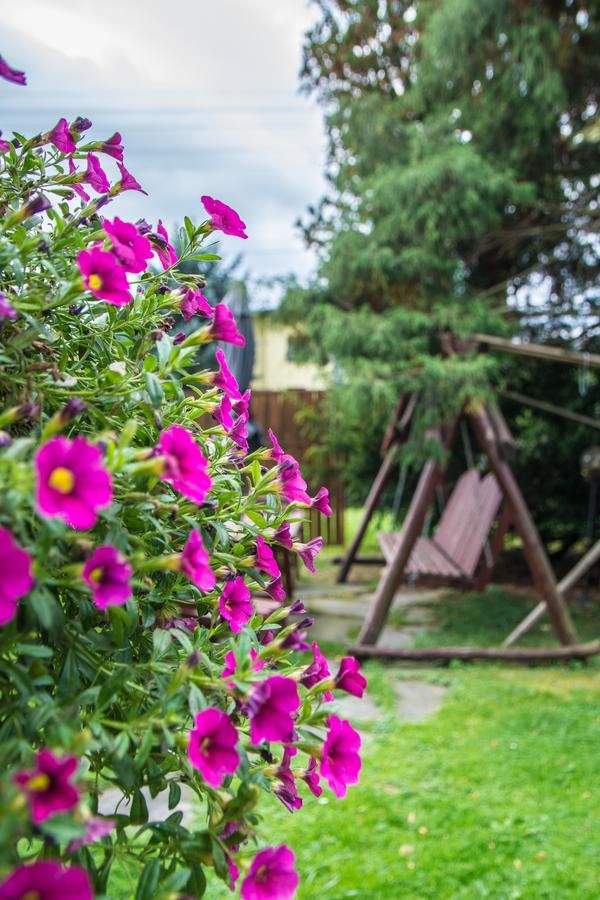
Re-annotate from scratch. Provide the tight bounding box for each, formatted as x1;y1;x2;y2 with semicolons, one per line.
393;680;447;722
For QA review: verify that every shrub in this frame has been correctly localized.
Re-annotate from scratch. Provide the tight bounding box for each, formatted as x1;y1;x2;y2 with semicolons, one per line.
0;56;365;899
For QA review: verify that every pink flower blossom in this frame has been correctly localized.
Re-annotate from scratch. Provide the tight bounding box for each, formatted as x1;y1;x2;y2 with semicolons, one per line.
181;288;212;321
82;545;132;609
85;152;110;193
265;576;286;603
311;487;332;517
181;528;216;592
274;747;302;813
274;522;294;549
295;536;323;573
201;195;248;240
0;55;26;86
188;708;239;787
241;846;298;900
14;750;79;823
0;292;18;322
268;429;285;463
276;457;311;506
214;349;241;400
0;527;34;626
319;715;361;798
209;303;245;347
255;536;281;580
102;217;153;273
96;132;124;160
301;642;333;700
234;389;251;417
68;157;90;202
157;425;212;504
248;676;299;745
78;247;132;306
0;862;93;900
67;815;114;852
301;757;322;798
46;118;76;154
214;395;234;430
35;436;112;530
222;648;264;686
334;657;367;698
153;220;178;269
219;576;253;633
229;411;249;454
116;161;147;194
0;132;10;153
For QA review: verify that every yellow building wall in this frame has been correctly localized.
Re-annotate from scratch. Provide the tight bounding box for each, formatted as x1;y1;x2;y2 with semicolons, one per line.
252;315;329;391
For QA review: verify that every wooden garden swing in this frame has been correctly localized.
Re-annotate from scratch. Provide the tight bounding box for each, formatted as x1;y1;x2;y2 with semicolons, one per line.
340;336;600;663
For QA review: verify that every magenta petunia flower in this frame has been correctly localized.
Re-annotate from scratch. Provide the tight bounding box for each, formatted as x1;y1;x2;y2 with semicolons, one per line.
265;576;286;603
85;152;110;193
14;749;79;823
229;411;249;454
301;757;323;798
268;428;285;463
255;536;281;580
248;676;299;745
274;522;294;549
188;707;240;788
201;195;248;240
219;576;253;633
46;117;76;154
214;349;241;400
311;487;332;517
157;425;212;504
181;288;212;321
180;528;216;592
116;161;148;194
0;527;34;626
222;647;264;686
68;157;91;202
277;458;311;506
102;217;153;273
0;54;26;86
274;747;302;813
78;247;132;306
319;715;361;798
241;845;298;900
67;814;114;852
35;435;112;530
0;131;10;153
209;303;245;347
214;395;234;431
153;220;178;269
234;389;251;418
301;642;333;700
334;657;367;698
0;862;93;900
295;537;323;574
0;292;18;322
96;132;124;160
82;545;132;609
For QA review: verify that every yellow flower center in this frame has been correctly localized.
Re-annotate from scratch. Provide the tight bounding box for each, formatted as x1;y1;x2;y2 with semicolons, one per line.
89;566;104;584
48;466;75;494
88;273;103;291
22;892;41;900
200;736;213;754
25;773;50;793
255;864;268;883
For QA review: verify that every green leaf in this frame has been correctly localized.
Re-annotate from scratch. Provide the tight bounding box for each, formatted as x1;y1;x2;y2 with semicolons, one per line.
135;727;154;769
130;788;149;825
168;780;181;810
145;371;164;408
143;354;157;372
15;643;53;659
39;814;86;844
135;858;160;900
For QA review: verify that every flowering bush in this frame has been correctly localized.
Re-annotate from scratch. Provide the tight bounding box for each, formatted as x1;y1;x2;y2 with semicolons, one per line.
0;56;365;898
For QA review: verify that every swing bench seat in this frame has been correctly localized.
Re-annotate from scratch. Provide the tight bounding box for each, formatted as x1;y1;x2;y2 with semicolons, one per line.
378;469;503;585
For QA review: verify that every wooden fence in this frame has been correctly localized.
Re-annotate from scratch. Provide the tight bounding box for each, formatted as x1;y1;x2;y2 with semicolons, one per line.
250;389;345;546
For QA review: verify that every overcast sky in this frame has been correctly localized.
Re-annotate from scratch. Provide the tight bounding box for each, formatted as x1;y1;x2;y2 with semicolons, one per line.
1;0;326;304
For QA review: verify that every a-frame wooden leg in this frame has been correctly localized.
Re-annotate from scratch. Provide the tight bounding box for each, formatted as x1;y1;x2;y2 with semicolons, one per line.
356;443;451;646
337;445;397;583
470;407;577;646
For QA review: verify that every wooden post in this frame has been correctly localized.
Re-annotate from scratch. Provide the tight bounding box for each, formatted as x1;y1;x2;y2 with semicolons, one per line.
470;407;577;646
337;445;397;583
475;503;512;591
503;538;600;647
348;641;600;663
357;426;454;645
